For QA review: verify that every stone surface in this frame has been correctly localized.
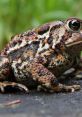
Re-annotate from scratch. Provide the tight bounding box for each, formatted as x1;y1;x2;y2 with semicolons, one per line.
0;80;82;117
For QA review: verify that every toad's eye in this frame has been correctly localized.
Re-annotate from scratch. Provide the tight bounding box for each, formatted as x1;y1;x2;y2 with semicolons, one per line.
68;19;80;31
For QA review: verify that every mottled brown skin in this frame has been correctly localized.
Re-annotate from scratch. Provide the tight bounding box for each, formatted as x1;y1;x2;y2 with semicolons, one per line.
0;18;82;93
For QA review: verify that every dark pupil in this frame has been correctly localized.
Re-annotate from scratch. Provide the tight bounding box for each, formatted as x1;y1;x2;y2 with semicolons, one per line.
69;20;80;31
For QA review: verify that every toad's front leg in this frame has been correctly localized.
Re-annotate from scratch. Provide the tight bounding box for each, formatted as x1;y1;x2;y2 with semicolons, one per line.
30;61;80;92
0;56;28;93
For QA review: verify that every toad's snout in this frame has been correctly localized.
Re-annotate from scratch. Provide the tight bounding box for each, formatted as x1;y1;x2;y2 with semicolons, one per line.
65;32;82;47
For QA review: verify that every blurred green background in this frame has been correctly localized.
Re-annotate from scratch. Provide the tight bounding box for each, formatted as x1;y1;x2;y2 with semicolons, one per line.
0;0;82;50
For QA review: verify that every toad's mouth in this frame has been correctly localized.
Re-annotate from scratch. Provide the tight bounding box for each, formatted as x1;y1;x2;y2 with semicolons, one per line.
65;32;82;47
66;40;82;47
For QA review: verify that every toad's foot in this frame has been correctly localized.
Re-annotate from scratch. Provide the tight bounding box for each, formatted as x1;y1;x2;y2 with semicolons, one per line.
37;84;80;93
51;84;81;93
0;82;29;93
74;70;82;80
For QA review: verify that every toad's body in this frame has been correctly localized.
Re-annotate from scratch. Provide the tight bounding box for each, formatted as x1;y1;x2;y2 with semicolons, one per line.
0;18;82;93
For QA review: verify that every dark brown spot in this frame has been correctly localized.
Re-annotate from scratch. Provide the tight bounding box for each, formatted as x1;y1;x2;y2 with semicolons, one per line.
12;40;17;46
55;43;61;49
37;25;50;35
47;37;53;45
23;31;34;36
35;36;38;39
61;30;72;42
50;24;61;32
18;39;22;44
27;31;35;36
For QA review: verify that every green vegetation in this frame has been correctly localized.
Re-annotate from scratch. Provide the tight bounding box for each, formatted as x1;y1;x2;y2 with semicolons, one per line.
0;0;82;49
